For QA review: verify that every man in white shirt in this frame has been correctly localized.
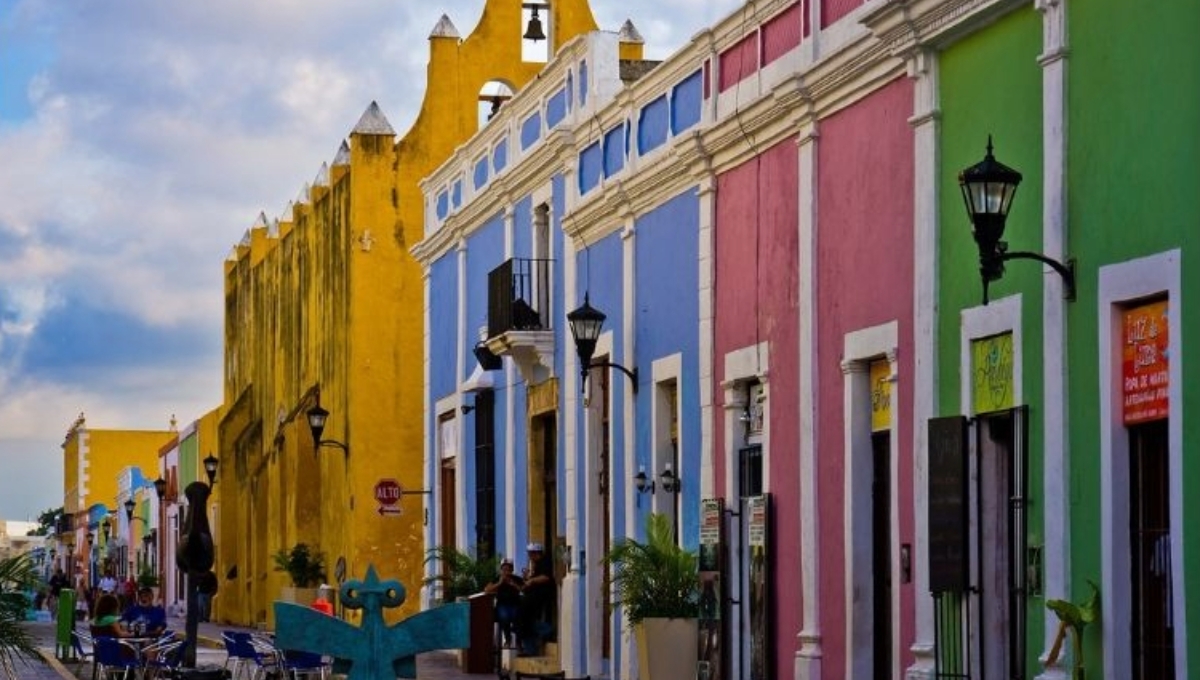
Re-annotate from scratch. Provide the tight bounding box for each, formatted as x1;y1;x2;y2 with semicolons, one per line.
98;571;118;596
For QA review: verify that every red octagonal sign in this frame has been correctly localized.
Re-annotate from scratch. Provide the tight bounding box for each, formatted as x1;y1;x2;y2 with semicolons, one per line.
374;479;402;506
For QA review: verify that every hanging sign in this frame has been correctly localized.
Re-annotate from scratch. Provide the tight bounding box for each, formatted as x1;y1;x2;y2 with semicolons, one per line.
1123;300;1169;424
972;332;1014;415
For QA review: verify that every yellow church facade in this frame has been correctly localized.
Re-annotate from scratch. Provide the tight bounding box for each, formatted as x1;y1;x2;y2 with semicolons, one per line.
216;0;600;628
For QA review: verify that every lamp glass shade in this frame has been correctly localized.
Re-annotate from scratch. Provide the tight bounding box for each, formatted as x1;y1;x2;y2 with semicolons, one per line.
203;453;219;484
633;470;649;493
660;465;676;487
567;295;606;344
153;476;167;499
124;498;136;520
958;137;1022;224
307;404;329;442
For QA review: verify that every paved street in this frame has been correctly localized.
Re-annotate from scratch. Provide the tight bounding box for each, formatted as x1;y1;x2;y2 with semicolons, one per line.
19;614;498;679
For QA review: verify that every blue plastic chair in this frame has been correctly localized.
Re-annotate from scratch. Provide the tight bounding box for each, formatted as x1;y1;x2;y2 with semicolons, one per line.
69;629;97;680
222;631;258;680
93;636;140;680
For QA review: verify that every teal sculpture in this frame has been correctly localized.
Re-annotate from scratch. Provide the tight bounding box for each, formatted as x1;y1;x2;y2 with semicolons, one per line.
274;565;468;680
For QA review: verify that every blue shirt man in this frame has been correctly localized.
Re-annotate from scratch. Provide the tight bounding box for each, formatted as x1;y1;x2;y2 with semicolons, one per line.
120;587;167;636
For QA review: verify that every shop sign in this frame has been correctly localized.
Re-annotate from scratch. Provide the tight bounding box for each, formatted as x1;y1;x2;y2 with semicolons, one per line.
870;360;891;432
972;333;1014;415
1123;300;1169;424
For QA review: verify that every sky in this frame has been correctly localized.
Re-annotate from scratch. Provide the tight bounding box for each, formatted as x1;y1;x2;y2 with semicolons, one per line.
0;0;744;521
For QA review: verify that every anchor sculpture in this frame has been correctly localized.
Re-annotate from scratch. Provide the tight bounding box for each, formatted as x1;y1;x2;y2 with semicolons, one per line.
275;565;468;680
175;481;218;668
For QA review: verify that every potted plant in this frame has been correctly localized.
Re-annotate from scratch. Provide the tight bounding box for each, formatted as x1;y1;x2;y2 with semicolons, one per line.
422;545;499;603
604;512;700;680
273;543;327;605
136;566;159;589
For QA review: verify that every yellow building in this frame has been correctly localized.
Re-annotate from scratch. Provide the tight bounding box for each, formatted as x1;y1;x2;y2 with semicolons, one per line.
60;412;175;587
218;0;599;627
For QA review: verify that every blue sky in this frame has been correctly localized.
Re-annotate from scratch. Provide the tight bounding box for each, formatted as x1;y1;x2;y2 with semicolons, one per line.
0;0;742;520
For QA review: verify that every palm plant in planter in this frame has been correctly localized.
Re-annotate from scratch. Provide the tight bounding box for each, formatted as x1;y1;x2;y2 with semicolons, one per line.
0;552;42;679
273;543;327;605
422;545;499;603
604;513;700;680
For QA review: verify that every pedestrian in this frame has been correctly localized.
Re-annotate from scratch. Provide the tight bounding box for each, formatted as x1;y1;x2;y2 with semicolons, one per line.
517;542;555;657
310;584;335;616
98;570;118;597
47;568;67;620
484;558;524;648
120;586;167;636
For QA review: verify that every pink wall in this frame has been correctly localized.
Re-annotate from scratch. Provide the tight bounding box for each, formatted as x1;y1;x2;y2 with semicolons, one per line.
815;76;915;678
714;139;800;679
821;0;863;28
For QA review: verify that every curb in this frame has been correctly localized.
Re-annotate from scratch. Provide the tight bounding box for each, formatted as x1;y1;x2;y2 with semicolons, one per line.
37;649;79;680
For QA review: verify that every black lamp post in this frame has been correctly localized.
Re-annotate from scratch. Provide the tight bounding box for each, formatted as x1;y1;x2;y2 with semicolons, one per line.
153;476;167;615
567;293;638;393
960;136;1075;305
307;398;349;455
124;498;136;521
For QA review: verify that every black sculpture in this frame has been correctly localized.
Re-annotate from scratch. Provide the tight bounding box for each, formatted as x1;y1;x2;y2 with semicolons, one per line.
175;481;217;668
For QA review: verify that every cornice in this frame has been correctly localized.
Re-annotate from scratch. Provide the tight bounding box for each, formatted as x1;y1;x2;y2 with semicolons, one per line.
862;0;1028;56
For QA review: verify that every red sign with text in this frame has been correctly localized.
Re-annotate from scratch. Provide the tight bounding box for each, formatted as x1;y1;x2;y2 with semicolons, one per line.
374;479;402;506
1122;300;1169;425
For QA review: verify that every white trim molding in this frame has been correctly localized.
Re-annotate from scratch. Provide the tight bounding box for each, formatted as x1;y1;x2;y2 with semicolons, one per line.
841;321;900;680
1097;249;1186;679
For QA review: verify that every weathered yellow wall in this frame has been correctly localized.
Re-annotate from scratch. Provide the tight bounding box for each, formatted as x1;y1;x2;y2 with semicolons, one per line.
218;0;599;628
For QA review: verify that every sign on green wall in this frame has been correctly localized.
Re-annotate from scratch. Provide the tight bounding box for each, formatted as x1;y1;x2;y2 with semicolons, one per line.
972;333;1014;414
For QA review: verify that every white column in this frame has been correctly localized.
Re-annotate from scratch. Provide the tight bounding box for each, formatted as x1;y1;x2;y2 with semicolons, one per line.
1034;0;1070;677
696;172;717;501
905;46;939;680
562;224;584;676
794;120;823;680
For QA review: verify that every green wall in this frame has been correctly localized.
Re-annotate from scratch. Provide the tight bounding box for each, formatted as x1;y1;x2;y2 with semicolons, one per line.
1069;0;1200;676
938;6;1046;675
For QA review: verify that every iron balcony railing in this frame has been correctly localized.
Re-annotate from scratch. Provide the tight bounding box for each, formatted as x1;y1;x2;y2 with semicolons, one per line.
487;258;553;337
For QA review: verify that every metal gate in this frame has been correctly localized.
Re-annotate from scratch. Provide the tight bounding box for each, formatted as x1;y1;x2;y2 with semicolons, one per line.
928;407;1028;680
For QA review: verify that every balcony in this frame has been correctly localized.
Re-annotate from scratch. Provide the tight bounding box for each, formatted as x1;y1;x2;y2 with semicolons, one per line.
485;258;555;384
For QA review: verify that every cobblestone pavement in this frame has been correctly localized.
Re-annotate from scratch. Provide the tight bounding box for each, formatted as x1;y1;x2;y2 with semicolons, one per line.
22;617;498;680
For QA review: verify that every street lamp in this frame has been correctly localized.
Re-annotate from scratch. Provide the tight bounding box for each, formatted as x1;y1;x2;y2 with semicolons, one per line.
307;398;349;456
153;475;167;598
567;293;638;393
203;453;219;485
959;136;1075;305
124;498;136;521
659;464;682;494
633;467;655;494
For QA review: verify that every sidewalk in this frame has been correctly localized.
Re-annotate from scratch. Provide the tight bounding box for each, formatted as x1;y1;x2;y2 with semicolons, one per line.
25;615;496;679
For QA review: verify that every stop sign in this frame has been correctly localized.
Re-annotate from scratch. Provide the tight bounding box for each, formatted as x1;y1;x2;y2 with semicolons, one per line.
374;479;402;506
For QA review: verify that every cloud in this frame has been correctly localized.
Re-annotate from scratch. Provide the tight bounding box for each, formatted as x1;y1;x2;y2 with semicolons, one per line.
0;0;743;519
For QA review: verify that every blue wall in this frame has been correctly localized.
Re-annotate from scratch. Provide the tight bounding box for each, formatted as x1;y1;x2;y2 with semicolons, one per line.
633;188;701;547
429;254;459;400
